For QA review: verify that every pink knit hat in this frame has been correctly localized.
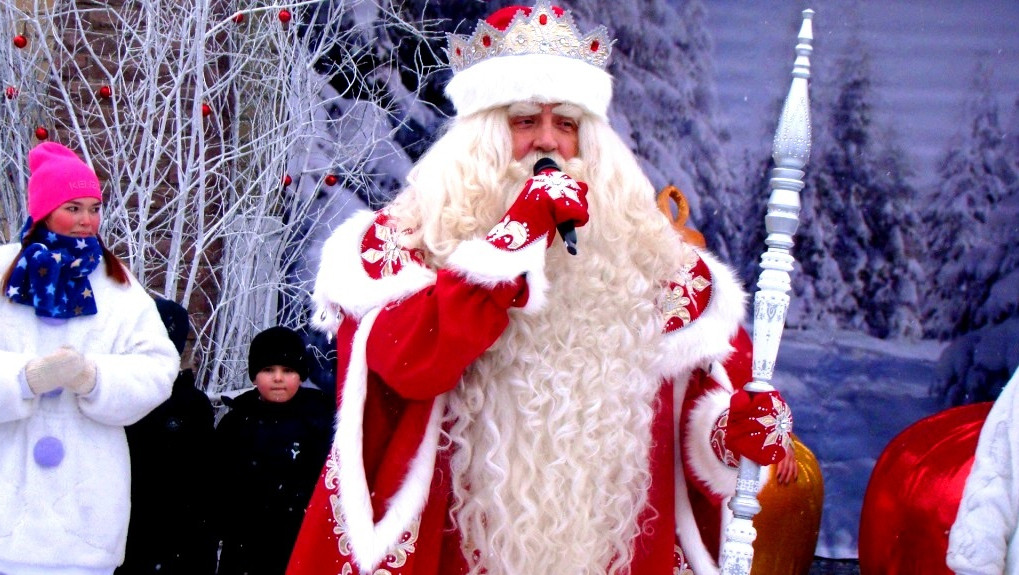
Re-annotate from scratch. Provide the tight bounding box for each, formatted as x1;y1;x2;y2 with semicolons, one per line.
27;142;102;222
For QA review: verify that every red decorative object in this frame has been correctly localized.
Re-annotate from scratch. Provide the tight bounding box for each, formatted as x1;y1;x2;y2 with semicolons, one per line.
324;174;338;186
282;174;292;187
34;127;49;140
5;86;17;100
201;103;212;117
233;12;244;23
13;35;27;49
279;9;292;23
98;85;112;99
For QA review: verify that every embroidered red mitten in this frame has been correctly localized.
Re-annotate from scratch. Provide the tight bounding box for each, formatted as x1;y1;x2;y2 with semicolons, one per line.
725;389;793;465
485;167;589;251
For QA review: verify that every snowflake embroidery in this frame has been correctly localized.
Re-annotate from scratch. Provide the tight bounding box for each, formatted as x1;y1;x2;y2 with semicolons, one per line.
661;286;695;326
362;222;416;278
755;395;793;449
659;253;712;332
532;171;583;203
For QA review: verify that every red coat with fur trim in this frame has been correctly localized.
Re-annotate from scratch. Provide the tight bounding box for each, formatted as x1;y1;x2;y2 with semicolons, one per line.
286;209;755;575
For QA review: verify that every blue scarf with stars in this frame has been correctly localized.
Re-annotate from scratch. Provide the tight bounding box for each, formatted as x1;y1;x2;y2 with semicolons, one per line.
6;220;103;318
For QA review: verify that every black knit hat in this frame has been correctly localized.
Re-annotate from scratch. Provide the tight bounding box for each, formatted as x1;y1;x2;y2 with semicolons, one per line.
247;326;309;382
154;296;190;355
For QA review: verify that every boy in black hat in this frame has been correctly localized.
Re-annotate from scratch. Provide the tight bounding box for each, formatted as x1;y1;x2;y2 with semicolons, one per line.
214;326;335;575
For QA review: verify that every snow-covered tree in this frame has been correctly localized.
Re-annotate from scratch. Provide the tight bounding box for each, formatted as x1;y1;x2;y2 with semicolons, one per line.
925;65;1019;406
582;0;738;260
921;61;1019;339
0;0;436;396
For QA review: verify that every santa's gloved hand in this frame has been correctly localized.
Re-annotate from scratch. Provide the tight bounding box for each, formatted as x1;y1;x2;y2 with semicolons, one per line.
485;168;589;252
724;388;793;466
25;346;96;396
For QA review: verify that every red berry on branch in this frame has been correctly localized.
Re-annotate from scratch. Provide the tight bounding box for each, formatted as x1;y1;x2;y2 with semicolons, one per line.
324;174;338;186
13;35;27;49
233;12;244;23
5;86;17;99
35;127;49;140
279;10;292;23
98;85;112;99
282;174;293;187
201;103;212;117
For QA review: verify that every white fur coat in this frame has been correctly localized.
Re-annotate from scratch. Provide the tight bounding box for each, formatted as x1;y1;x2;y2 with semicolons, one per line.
0;242;178;572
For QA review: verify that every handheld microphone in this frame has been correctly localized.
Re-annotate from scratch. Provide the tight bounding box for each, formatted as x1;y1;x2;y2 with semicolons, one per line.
533;157;578;255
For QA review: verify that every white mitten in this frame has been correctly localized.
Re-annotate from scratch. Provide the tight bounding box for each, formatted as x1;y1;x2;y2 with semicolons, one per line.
66;354;97;395
25;347;96;396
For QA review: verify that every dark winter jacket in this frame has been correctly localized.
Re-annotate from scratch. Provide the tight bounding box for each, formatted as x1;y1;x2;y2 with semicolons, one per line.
116;368;218;575
215;386;335;575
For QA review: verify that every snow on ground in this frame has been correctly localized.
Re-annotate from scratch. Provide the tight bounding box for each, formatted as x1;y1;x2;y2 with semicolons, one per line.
774;328;946;558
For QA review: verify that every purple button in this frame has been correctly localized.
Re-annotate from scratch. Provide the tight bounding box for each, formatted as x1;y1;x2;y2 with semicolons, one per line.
41;388;63;398
33;436;65;468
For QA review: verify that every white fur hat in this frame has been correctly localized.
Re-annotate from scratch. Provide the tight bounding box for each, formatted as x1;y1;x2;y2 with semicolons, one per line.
444;1;614;121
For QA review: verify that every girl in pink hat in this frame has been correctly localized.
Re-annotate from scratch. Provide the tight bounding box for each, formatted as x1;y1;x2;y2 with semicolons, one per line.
0;142;178;575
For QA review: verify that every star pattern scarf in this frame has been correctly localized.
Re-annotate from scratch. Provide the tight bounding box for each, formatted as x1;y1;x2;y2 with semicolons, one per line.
6;221;103;318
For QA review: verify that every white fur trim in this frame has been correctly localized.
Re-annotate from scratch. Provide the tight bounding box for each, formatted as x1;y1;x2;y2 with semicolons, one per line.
311;210;437;333
680;375;772;570
657;249;747;379
686;386;739;497
445;53;613;121
446;236;549;313
334;308;447;572
673;371;719;575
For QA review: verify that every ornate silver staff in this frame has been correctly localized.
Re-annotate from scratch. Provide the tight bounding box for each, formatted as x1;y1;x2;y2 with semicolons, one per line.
718;8;814;575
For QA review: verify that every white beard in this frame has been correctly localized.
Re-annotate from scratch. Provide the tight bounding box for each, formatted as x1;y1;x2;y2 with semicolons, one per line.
443;159;675;575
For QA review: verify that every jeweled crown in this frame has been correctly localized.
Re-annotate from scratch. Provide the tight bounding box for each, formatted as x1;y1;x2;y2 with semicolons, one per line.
446;1;613;75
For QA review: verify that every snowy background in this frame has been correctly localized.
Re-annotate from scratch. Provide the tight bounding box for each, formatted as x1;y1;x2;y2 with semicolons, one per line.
705;0;1019;558
292;0;1019;560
